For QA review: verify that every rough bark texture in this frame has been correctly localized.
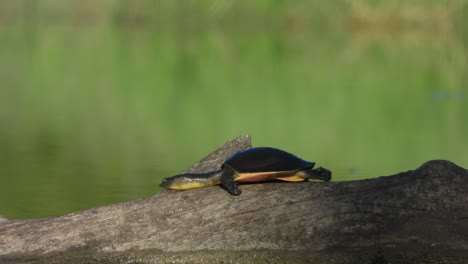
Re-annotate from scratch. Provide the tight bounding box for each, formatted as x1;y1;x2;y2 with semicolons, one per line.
1;135;468;264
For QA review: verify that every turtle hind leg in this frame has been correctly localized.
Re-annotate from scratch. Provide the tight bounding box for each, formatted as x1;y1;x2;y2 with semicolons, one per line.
220;168;242;195
298;167;332;182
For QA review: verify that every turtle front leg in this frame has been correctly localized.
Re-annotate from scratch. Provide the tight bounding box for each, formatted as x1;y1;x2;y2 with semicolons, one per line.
220;168;241;195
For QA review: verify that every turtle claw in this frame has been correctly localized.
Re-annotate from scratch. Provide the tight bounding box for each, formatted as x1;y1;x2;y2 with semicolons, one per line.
222;178;242;196
227;187;242;196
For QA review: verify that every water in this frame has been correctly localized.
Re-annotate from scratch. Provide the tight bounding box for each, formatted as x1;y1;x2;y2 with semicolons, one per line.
0;2;467;219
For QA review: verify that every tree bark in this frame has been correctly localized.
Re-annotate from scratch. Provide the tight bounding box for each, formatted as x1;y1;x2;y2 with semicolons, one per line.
1;135;467;264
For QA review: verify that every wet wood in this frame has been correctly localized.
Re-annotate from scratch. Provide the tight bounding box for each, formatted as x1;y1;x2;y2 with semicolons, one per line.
1;135;468;264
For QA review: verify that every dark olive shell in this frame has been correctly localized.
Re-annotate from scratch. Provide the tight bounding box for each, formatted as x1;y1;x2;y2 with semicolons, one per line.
222;147;315;173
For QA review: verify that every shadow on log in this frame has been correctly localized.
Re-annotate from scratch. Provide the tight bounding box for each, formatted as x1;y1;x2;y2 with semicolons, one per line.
1;135;468;264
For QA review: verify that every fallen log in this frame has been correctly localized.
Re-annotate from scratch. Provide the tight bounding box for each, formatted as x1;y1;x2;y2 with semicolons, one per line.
1;135;467;264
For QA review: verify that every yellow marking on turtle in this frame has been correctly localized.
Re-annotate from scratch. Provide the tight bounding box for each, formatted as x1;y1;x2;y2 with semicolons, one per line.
234;171;306;183
164;178;220;190
274;175;308;182
165;181;213;190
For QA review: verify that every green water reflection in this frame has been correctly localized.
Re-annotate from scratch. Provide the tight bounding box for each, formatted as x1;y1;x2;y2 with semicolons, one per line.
0;4;467;219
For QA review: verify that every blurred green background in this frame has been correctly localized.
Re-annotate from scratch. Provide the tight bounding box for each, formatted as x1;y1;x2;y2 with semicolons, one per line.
0;0;467;220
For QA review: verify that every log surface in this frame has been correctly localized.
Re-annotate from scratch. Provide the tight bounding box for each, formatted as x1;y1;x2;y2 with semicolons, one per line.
1;135;468;263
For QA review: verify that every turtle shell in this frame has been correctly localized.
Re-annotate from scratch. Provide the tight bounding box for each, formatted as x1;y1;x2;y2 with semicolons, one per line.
222;147;315;173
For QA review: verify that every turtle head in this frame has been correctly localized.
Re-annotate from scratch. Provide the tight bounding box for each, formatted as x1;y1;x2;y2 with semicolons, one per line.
159;176;176;189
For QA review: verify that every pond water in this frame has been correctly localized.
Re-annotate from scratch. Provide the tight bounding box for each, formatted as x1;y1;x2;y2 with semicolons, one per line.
0;2;467;219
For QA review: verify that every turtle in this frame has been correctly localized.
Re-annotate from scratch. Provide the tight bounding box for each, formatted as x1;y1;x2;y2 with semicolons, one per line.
160;147;332;195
